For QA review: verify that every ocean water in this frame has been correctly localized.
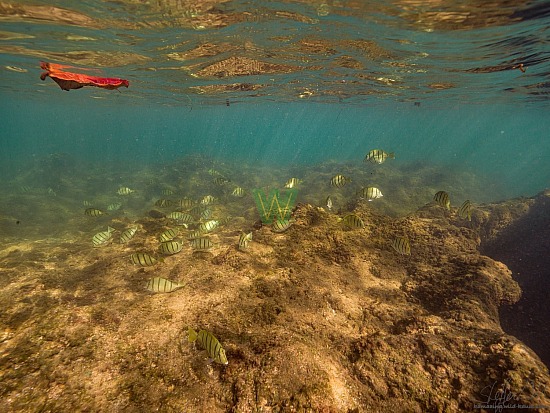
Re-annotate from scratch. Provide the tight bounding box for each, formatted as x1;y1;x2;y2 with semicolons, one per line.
1;1;550;411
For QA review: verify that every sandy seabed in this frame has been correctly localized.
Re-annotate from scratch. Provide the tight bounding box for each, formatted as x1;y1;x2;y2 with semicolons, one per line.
1;155;549;412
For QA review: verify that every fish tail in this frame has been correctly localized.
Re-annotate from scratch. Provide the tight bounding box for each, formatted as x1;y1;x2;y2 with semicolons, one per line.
389;152;395;159
188;327;198;343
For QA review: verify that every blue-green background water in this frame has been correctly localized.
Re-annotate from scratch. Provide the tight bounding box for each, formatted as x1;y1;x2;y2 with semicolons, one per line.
1;96;548;199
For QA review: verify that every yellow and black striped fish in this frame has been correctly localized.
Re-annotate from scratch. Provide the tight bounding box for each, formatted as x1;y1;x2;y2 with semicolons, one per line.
201;195;216;205
92;226;115;247
200;208;213;220
187;229;203;240
176;198;195;209
199;220;219;234
330;174;351;188
155;199;173;208
190;237;214;251
284;178;301;188
188;328;228;365
457;200;472;221
131;252;162;266
117;187;135;195
391;236;411;255
364;149;395;164
167;211;194;224
238;232;253;250
120;227;137;244
158;240;183;255
159;228;179;242
189;205;206;218
85;208;107;217
146;277;185;293
358;186;383;201
107;202;122;211
162;188;175;196
272;218;293;233
342;214;364;229
231;187;245;197
213;176;230;185
434;191;451;210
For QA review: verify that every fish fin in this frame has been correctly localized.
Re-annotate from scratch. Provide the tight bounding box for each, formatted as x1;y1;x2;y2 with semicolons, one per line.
188;327;197;343
389;152;395;159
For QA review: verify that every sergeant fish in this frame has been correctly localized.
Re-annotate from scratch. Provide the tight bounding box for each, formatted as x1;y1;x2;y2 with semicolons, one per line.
330;174;351;188
364;149;395;164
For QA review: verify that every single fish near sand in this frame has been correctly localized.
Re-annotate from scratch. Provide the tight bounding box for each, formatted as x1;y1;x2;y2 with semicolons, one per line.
146;277;185;293
120;227;137;244
92;226;115;247
131;252;162;266
188;328;228;365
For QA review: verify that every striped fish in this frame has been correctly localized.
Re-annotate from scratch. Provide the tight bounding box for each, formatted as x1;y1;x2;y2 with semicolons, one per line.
92;226;115;247
187;229;204;240
330;174;351;188
146;277;185;293
208;168;222;176
155;199;173;208
238;232;253;250
200;208;213;220
131;252;162;266
364;149;395;164
159;228;179;242
458;200;472;221
107;202;122;211
201;195;216;205
213;176;230;185
231;187;245;197
83;200;93;206
117;187;135;195
284;178;301;189
342;214;364;229
85;208;107;217
120;227;138;244
358;186;383;201
199;220;219;234
162;188;175;196
188;328;228;365
391;236;411;255
167;212;194;224
176;198;195;209
158;240;183;255
190;237;214;251
189;205;206;218
434;191;451;210
272;218;293;233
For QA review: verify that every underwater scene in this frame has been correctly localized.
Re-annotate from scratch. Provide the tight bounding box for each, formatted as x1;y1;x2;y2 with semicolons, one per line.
1;1;550;412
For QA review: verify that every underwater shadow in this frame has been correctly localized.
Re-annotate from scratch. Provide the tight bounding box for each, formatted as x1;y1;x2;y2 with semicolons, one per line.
481;193;550;369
